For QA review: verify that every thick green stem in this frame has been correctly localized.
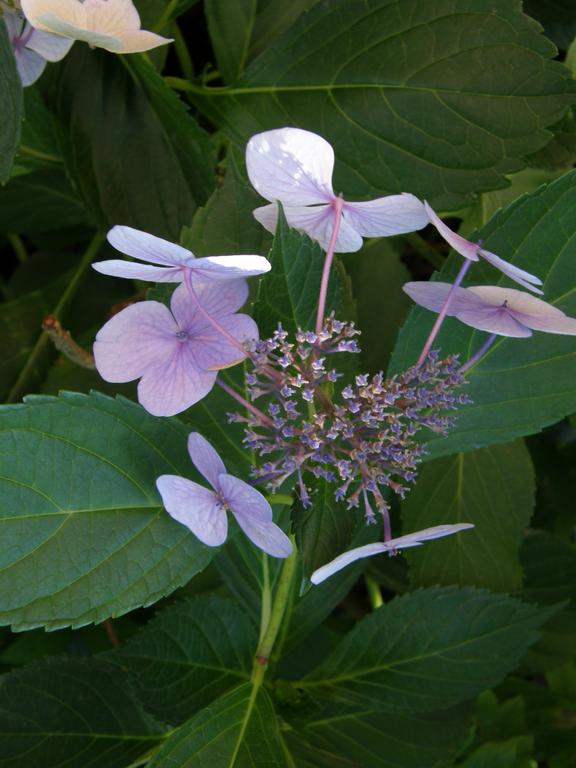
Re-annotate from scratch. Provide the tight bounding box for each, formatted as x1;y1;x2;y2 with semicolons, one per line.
251;537;297;681
365;575;383;610
6;232;104;403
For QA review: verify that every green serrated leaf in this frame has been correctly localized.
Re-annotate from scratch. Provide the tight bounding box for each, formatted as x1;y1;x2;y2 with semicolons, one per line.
0;657;164;768
301;586;555;713
253;206;340;337
205;0;257;84
391;169;576;458
403;441;535;592
0;391;214;630
104;595;257;725
0;19;22;184
190;0;576;210
147;683;286;767
44;47;214;239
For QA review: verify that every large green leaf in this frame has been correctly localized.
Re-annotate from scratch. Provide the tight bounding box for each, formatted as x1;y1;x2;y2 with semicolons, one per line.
147;683;285;767
0;657;164;768
402;441;535;592
284;702;473;768
205;0;257;84
106;596;257;725
391;169;576;458
301;586;554;713
0;19;22;184
253;207;341;337
44;47;214;239
0;391;214;631
189;0;576;209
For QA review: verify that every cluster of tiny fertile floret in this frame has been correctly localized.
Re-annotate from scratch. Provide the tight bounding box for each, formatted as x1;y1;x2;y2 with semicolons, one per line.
228;316;470;522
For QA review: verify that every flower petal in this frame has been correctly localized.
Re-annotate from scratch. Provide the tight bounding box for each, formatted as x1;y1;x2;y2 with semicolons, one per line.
92;260;183;282
170;280;248;329
468;286;576;335
156;475;227;547
478;249;543;294
343;193;428;237
137;349;218;417
187;432;227;490
107;225;193;267
93;301;177;383
456;304;532;337
188;255;271;281
424;201;480;262
111;30;172;53
84;0;140;33
13;47;46;87
247;127;334;206
26;27;74;59
402;281;481;316
391;523;475;547
192;315;258;371
219;475;292;558
21;0;86;33
254;203;363;253
310;543;392;584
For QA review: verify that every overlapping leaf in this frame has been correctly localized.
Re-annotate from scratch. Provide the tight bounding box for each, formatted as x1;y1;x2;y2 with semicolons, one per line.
391;169;576;458
0;658;164;768
191;0;576;209
0;19;22;184
301;586;554;713
0;391;214;630
403;441;535;592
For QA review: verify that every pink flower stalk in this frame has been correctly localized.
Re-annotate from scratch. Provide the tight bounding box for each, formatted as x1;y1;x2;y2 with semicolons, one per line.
93;280;258;417
404;282;576;338
92;225;271;284
246;127;428;253
157;433;292;557
310;524;474;585
424;202;543;294
4;10;73;86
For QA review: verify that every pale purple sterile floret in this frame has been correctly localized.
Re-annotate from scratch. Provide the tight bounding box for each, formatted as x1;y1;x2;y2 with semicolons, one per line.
4;9;73;86
92;225;271;283
404;282;576;338
424;202;543;294
93;280;258;417
156;432;293;557
246;127;429;253
310;524;475;584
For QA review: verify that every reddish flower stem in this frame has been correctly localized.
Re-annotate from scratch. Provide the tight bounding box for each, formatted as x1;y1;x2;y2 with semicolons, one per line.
315;197;344;336
216;378;274;427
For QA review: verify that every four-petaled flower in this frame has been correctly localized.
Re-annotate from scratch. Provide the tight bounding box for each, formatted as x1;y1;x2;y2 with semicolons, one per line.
157;432;293;557
93;225;271;283
404;282;576;337
424;202;543;294
21;0;172;53
246;127;429;253
93;279;258;416
4;9;73;86
311;524;474;584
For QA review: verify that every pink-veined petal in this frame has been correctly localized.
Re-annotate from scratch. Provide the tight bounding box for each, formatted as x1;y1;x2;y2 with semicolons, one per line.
187;432;227;490
188;254;271;281
137;347;218;417
92;260;183;282
21;0;86;32
93;301;177;383
112;29;172;52
26;27;73;59
192;315;258;371
107;225;193;267
13;47;46;86
156;475;227;546
83;0;140;33
33;15;120;48
402;281;482;316
169;281;245;330
456;304;532;338
254;203;363;253
424;201;480;262
478;249;543;294
343;193;428;237
246;127;334;206
218;475;272;522
468;286;576;335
